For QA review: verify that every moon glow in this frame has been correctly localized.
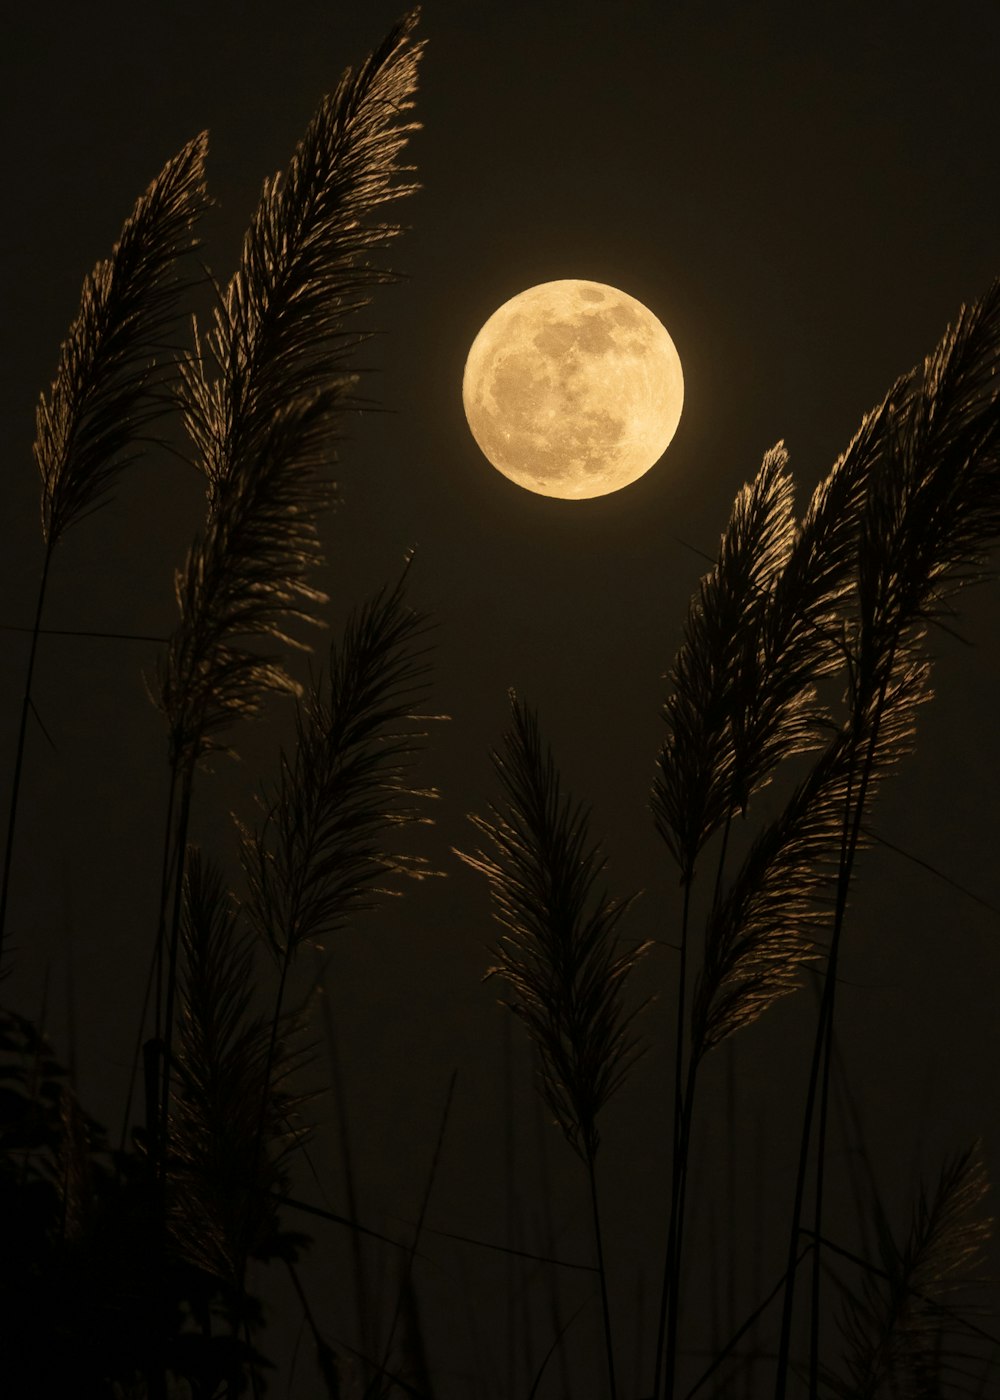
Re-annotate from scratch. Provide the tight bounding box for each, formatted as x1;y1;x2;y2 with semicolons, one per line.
462;279;683;499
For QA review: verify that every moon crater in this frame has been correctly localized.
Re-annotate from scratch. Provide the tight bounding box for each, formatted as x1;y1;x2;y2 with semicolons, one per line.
462;279;683;499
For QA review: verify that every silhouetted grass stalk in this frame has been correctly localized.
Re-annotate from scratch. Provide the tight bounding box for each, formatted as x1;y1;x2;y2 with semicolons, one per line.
587;1154;619;1400
116;761;180;1167
685;1245;813;1400
662;1053;699;1400
776;277;1000;1395
657;805;735;1400
371;1070;456;1396
318;981;373;1374
157;761;196;1186
8;18;1000;1385
0;547;53;970
3;133;207;972
151;36;426;1380
808;710;889;1397
652;876;692;1400
771;726;873;1400
461;695;650;1400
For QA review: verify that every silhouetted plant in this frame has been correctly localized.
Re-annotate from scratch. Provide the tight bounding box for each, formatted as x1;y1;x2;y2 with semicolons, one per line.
776;277;1000;1400
240;566;440;968
0;1006;268;1396
170;851;311;1287
461;691;651;1400
0;131;209;972
829;1142;992;1400
3;11;432;1398
160;10;424;772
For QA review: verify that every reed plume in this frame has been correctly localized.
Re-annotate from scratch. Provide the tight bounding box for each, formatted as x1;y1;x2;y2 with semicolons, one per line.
235;567;438;1371
691;649;928;1061
832;1143;992;1400
150;11;425;1245
653;372;914;901
161;10;424;770
35;131;210;550
159;389;343;768
774;278;1000;1399
240;567;438;963
1;131;209;970
653;366;931;1398
654;443;820;1400
855;280;1000;697
653;443;798;882
465;693;649;1165
461;692;650;1400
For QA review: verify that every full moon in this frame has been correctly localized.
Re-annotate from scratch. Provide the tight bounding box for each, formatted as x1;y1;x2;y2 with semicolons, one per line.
462;279;683;499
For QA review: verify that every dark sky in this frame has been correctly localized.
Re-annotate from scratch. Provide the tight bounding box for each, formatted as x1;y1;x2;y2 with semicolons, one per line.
3;3;999;1395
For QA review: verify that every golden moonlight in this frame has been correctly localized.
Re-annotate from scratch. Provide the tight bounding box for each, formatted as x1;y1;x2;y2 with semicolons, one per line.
462;279;683;499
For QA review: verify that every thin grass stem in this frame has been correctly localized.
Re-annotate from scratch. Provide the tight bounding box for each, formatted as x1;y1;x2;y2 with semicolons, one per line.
0;543;53;969
656;805;732;1400
116;761;177;1164
654;876;692;1400
663;1054;699;1400
587;1152;619;1400
684;1247;812;1400
157;760;195;1182
146;760;194;1400
809;666;897;1396
238;936;295;1300
527;1296;591;1400
808;962;837;1397
0;623;167;643
774;670;891;1398
319;979;372;1374
374;1071;456;1393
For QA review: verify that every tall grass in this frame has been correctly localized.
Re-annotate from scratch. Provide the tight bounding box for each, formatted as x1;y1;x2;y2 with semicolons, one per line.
0;130;210;973
458;692;652;1400
2;9;999;1396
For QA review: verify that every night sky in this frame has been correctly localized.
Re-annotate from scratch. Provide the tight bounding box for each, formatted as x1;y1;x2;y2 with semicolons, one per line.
3;3;999;1395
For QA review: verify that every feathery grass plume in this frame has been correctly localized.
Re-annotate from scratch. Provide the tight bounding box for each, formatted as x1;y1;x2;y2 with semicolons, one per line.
772;378;911;668
654;393;924;1400
774;280;1000;1400
652;448;799;1399
652;445;798;1400
463;694;649;1164
654;375;917;885
2;131;210;970
730;379;913;808
180;9;423;494
691;647;929;1060
653;444;797;881
161;10;424;769
831;1143;993;1400
240;567;439;962
160;389;344;766
461;693;648;1400
36;131;210;549
169;852;309;1286
236;567;438;1356
856;279;1000;701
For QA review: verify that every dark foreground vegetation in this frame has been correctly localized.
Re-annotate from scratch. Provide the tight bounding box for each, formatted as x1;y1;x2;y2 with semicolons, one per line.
2;10;998;1397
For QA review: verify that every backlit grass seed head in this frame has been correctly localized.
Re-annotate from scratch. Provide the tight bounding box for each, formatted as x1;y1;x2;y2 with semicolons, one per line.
461;693;650;1164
